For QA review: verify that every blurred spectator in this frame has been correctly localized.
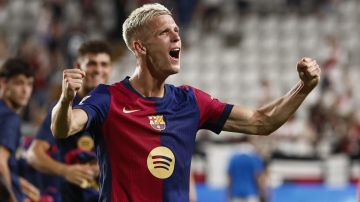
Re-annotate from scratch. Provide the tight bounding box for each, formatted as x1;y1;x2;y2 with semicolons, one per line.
348;113;360;158
200;0;222;34
0;58;39;202
320;35;339;91
257;78;274;107
0;34;9;64
272;116;317;158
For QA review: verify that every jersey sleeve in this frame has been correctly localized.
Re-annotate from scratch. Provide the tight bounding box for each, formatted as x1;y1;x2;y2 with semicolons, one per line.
191;86;233;134
0;114;21;153
35;110;56;145
73;84;111;133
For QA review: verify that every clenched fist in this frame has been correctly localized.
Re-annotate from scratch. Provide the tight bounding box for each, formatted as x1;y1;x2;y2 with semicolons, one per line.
297;57;321;91
62;68;86;102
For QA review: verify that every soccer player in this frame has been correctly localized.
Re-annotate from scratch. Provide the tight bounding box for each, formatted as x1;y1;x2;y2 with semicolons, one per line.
26;40;113;202
51;3;321;202
0;58;39;202
227;136;267;202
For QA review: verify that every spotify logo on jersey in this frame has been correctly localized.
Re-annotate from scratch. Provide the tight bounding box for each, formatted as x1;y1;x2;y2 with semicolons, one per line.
147;146;175;179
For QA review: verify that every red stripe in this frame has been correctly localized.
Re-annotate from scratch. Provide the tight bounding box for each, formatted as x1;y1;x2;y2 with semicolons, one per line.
102;83;162;202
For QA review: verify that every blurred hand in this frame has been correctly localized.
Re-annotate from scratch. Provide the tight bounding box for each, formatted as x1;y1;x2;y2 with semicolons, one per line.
63;164;94;187
89;163;100;178
61;68;85;102
19;177;40;202
297;57;321;91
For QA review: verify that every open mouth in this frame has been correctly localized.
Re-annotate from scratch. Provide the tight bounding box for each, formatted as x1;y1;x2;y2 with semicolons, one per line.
169;48;180;60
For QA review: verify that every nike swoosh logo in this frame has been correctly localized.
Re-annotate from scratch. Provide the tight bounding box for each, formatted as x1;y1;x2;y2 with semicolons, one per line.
123;107;141;114
79;95;91;105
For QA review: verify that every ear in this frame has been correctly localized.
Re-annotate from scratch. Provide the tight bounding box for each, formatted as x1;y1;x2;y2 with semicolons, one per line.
133;41;146;55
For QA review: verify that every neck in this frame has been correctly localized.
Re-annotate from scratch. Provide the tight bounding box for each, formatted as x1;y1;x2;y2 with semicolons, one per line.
129;65;166;98
2;98;22;114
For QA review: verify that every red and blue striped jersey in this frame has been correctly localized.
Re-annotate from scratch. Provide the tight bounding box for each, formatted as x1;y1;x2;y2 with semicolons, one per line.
75;77;233;202
0;100;24;202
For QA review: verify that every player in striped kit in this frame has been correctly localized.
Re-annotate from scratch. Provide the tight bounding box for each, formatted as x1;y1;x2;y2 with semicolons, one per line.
51;3;320;202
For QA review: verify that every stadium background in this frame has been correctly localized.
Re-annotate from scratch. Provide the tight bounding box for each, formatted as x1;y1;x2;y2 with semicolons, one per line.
0;0;359;201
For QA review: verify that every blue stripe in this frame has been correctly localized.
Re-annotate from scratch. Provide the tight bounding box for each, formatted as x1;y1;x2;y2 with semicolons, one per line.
96;132;112;202
156;85;199;202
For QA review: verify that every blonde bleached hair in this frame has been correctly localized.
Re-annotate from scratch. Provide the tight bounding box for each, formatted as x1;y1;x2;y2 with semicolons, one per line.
122;3;172;52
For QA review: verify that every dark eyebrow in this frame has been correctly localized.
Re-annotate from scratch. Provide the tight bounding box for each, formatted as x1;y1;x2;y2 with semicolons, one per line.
87;60;97;65
100;61;110;66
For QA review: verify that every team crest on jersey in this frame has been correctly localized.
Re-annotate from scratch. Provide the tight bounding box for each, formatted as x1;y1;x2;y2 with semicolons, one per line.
147;146;175;179
148;115;166;131
77;135;94;151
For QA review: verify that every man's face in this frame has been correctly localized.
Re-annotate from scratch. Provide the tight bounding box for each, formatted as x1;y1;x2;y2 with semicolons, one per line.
2;74;34;108
78;53;112;90
140;15;181;77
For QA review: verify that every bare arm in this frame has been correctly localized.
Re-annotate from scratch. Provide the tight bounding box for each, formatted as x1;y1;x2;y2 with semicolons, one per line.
50;69;88;138
26;140;67;176
26;140;96;186
256;171;268;202
224;57;321;135
0;146;17;202
51;102;88;138
19;177;40;201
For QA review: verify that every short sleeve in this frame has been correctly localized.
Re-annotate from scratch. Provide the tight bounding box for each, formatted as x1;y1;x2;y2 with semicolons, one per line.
73;84;111;132
0;114;21;153
35;111;56;145
191;87;233;134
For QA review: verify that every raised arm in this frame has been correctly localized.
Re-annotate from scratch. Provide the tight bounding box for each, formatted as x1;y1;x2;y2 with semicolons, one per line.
51;69;88;138
223;57;320;135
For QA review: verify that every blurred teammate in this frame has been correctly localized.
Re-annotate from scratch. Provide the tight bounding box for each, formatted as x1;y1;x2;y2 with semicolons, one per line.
51;3;320;202
0;58;39;202
26;40;113;202
227;136;267;202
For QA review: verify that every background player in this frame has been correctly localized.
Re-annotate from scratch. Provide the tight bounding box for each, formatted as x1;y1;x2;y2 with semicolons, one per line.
26;40;113;202
51;3;320;202
0;58;39;202
227;136;267;202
